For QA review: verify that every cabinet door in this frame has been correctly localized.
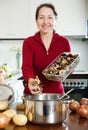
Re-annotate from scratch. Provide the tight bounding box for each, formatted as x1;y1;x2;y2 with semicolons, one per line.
0;0;30;38
0;0;86;38
56;0;85;36
28;0;85;36
85;0;88;18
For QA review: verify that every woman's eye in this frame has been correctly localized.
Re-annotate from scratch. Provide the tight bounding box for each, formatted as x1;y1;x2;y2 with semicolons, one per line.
38;16;54;21
39;16;44;19
48;17;53;19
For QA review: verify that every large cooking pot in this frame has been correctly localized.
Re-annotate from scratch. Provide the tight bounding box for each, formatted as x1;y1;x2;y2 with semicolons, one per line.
24;93;72;124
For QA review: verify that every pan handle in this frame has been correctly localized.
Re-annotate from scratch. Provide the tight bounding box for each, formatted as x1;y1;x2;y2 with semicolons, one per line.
61;98;74;104
58;88;74;100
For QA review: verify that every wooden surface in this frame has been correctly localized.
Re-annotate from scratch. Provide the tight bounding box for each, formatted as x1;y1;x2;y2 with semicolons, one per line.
5;103;88;130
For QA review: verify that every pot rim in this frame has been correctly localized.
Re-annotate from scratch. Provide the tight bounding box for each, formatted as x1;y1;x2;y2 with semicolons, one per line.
23;93;70;101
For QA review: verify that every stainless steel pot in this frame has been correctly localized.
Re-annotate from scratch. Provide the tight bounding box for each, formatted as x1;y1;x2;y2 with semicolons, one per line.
24;93;72;124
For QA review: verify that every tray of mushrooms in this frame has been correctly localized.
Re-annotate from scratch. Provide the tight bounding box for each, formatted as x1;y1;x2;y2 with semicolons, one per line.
42;52;80;81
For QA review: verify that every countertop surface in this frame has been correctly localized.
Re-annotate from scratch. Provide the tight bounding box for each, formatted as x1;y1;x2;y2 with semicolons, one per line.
4;102;88;130
5;112;88;130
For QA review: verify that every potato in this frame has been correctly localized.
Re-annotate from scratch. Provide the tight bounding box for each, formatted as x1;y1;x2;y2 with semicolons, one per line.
12;114;27;126
27;111;33;121
16;103;26;111
3;109;17;120
0;101;8;111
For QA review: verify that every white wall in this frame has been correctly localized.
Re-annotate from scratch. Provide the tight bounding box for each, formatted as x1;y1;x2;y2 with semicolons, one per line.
0;0;87;72
0;40;23;71
67;38;88;71
0;38;88;72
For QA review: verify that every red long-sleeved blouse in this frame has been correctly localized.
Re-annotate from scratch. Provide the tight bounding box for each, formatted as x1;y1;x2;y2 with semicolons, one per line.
22;32;71;94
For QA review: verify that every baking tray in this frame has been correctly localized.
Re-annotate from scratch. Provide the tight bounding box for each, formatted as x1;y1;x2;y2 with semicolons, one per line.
42;52;80;82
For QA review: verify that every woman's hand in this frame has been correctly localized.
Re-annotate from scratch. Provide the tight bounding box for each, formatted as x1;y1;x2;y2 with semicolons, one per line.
28;76;43;94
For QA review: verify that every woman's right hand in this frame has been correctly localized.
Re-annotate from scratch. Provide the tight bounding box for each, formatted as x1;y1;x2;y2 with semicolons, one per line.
28;77;43;94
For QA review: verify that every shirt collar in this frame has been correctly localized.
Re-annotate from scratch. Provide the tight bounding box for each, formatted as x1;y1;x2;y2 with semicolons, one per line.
34;31;61;43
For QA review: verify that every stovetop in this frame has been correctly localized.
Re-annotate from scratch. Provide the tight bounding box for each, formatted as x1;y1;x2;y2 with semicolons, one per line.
63;70;88;88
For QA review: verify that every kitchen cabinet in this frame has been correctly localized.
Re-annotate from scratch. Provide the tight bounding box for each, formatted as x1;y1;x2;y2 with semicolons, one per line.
84;0;88;39
0;0;30;39
85;0;88;18
28;0;86;36
0;0;86;38
56;0;85;36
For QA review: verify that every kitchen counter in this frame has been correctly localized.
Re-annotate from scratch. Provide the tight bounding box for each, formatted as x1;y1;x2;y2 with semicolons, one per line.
5;103;88;130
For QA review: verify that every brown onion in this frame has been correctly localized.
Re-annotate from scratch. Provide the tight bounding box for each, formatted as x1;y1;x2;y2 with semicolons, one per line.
0;113;10;128
80;98;88;105
69;100;80;112
77;105;88;118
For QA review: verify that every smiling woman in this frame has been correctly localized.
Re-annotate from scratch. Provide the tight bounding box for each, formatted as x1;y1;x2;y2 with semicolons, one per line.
22;3;71;95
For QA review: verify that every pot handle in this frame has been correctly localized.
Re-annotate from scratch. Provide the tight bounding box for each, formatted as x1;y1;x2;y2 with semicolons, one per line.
58;88;74;100
61;98;74;104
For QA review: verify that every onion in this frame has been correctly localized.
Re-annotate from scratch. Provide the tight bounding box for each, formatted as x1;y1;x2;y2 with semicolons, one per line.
77;105;88;118
0;113;10;129
80;98;88;105
69;100;80;112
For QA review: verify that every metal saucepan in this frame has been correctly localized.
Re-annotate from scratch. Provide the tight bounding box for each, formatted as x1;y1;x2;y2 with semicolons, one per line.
23;92;73;124
0;83;14;103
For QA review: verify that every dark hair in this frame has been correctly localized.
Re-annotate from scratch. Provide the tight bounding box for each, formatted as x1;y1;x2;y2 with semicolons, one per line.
35;3;58;20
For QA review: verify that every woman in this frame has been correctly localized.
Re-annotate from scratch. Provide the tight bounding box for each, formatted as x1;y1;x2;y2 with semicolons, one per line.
22;3;71;95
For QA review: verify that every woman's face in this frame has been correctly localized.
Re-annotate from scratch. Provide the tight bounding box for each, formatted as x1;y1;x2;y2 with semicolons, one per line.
36;7;56;34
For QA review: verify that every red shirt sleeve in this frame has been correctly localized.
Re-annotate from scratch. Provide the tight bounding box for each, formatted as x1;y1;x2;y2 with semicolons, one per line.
22;38;35;82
